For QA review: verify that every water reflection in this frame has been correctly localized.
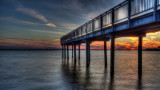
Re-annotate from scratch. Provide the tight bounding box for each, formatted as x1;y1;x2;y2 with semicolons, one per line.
61;62;150;90
61;63;82;89
61;63;117;90
0;50;159;90
137;74;143;90
108;76;115;90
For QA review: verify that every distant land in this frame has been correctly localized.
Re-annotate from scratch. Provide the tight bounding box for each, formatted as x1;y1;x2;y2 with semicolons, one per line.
0;49;61;50
144;46;160;51
0;45;61;50
0;46;160;51
1;48;160;51
0;47;61;50
143;48;160;51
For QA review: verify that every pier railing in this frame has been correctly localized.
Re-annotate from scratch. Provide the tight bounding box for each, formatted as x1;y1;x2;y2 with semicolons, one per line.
61;0;160;44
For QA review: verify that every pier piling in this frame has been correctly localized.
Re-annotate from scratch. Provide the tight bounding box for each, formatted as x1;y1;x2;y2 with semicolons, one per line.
86;41;90;68
138;37;143;76
72;44;73;60
110;37;115;76
78;44;81;63
60;0;160;78
62;45;63;60
104;40;107;69
67;44;69;63
74;44;77;66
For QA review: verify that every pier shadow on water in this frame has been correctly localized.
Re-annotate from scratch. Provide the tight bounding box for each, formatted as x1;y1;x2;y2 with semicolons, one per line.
61;63;144;90
0;50;159;90
61;50;160;90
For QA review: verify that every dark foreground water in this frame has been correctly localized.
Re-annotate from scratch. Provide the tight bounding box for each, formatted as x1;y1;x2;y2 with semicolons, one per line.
0;50;160;90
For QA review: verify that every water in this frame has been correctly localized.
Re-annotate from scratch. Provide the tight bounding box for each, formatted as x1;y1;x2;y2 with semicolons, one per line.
0;50;159;90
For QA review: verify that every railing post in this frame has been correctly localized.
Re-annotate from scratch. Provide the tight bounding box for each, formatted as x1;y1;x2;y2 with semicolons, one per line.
100;15;103;34
154;0;158;21
138;37;143;77
128;0;131;27
112;9;115;32
92;20;94;37
85;24;88;39
86;40;91;68
79;27;81;37
110;36;115;77
81;27;83;36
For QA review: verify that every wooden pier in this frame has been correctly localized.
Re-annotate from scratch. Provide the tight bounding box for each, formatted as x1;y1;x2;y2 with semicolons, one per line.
61;0;160;76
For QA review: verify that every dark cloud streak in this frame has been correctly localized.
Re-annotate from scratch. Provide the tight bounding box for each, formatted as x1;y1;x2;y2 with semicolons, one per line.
0;0;126;49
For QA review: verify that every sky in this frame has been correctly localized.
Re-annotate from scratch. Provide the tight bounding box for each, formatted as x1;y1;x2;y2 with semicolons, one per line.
0;0;160;50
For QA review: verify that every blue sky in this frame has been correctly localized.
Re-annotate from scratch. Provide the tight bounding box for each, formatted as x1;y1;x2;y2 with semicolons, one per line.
0;0;125;49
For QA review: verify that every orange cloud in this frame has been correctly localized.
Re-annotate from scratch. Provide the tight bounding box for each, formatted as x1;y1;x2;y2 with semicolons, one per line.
88;31;160;50
0;32;159;50
45;23;56;28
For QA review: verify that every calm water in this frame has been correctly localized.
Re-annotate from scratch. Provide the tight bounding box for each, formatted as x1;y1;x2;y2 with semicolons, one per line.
0;50;159;90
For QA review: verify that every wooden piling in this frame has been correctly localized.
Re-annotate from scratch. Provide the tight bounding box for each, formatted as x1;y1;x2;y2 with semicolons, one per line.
86;41;90;68
74;44;77;66
104;40;107;69
67;44;69;63
138;37;143;76
110;37;115;76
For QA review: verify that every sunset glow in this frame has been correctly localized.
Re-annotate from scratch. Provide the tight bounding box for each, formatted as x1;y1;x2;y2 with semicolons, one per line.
0;0;159;50
89;32;160;50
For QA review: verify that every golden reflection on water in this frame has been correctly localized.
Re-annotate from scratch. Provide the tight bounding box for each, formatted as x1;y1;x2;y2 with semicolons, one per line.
0;50;159;90
61;50;160;90
61;63;144;90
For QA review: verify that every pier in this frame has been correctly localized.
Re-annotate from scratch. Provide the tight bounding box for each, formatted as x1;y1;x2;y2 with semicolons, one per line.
61;0;160;76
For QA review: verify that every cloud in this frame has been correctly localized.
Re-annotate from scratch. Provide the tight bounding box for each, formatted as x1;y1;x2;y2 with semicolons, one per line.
45;23;56;28
17;7;47;22
16;7;56;28
60;23;79;30
0;17;56;28
14;18;56;28
28;29;65;35
0;39;61;49
82;11;103;20
0;17;40;25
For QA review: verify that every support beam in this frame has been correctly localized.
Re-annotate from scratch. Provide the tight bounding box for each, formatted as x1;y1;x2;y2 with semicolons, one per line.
128;0;131;27
72;44;74;59
78;44;80;60
104;40;107;69
64;45;66;62
110;36;115;76
64;45;66;63
100;15;103;34
86;41;91;68
154;0;158;21
67;44;69;63
138;37;143;76
74;44;77;66
72;44;74;65
62;45;64;60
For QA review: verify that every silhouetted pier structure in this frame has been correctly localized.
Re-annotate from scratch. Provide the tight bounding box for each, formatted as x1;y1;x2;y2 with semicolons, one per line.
61;0;160;76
